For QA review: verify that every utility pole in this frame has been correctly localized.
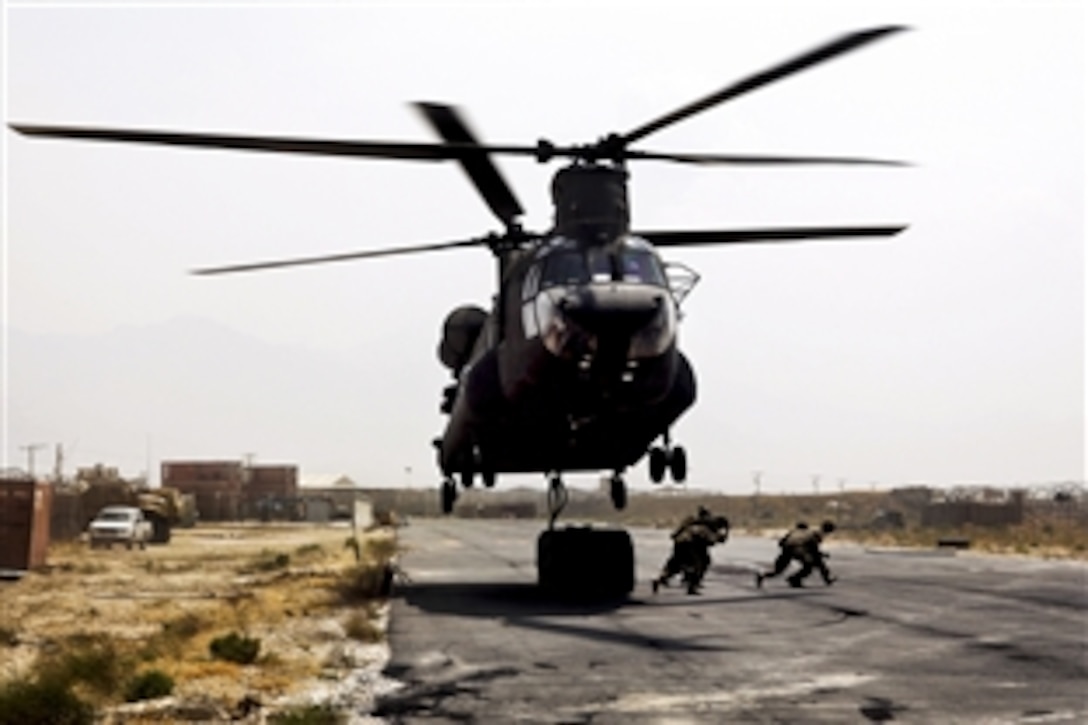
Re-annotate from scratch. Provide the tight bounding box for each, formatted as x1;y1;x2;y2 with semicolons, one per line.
812;474;821;495
19;443;48;478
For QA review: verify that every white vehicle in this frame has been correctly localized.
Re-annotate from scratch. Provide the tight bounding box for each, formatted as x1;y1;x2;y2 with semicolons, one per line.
88;506;153;550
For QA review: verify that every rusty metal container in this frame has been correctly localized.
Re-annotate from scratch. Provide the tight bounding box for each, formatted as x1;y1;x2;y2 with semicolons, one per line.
0;478;53;571
245;465;298;499
162;460;245;490
162;461;247;522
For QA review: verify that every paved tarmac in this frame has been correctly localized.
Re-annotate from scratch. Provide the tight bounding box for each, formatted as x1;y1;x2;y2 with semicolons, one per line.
375;518;1086;723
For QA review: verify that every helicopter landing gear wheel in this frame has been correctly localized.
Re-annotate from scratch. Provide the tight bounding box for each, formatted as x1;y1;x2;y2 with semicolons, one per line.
668;446;687;483
648;447;667;483
440;477;457;515
463;446;483;488
610;474;627;510
546;473;569;529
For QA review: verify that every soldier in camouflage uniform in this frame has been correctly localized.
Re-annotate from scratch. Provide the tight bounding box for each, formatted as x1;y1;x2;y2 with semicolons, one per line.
653;509;730;595
680;514;730;592
755;520;837;588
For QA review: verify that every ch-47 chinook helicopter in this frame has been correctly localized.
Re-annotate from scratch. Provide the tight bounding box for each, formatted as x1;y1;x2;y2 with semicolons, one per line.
12;25;907;593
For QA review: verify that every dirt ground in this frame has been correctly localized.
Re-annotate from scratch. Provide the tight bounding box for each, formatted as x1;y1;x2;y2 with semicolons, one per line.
0;522;398;722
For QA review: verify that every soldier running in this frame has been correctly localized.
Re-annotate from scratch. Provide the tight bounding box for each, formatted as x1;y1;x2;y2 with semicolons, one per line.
653;508;730;594
755;520;837;588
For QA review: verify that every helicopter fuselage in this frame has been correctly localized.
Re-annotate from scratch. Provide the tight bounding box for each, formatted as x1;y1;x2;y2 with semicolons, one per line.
436;234;696;479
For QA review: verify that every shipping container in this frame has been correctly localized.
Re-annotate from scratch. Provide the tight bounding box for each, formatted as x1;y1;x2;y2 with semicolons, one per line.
162;461;245;487
161;461;247;521
245;465;299;498
190;490;243;522
0;478;53;571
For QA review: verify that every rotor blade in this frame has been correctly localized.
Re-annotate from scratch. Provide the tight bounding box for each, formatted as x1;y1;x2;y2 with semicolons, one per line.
9;123;552;161
625;150;908;166
10;123;909;168
414;103;525;227
191;236;493;275
638;225;907;247
621;26;908;146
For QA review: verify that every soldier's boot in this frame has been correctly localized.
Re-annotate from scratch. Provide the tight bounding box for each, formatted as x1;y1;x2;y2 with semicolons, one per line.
755;572;765;589
787;575;804;588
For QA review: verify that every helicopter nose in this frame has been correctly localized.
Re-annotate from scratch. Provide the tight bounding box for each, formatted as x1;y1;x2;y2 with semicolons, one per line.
559;284;664;337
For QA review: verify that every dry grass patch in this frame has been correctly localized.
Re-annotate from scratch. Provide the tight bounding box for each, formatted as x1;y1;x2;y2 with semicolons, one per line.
0;523;398;720
847;519;1088;559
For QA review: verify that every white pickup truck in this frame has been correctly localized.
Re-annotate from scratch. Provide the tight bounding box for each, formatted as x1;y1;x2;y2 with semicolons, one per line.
88;506;153;550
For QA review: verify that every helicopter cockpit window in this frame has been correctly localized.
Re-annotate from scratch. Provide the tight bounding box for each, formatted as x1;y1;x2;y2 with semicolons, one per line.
538;246;666;288
540;251;588;288
586;248;612;282
620;249;667;286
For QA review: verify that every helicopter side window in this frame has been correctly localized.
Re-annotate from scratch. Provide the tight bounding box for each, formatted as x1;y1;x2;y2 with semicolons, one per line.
540;251;587;288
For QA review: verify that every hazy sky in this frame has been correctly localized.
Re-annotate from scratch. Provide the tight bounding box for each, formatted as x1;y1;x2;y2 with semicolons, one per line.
3;2;1084;493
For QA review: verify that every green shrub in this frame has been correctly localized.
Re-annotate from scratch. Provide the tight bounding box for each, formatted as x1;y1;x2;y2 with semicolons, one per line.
124;669;175;702
295;543;324;558
245;550;291;573
209;632;261;664
0;676;93;725
37;635;126;697
140;613;206;661
163;612;205;640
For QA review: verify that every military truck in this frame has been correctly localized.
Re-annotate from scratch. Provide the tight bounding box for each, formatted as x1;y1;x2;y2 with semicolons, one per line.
137;487;198;543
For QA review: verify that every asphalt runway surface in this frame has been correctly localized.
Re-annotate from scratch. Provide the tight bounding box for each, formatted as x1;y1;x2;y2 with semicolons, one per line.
376;518;1086;723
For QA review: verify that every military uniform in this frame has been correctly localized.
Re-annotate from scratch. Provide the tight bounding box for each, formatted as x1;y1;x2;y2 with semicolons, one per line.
653;511;729;594
756;522;835;588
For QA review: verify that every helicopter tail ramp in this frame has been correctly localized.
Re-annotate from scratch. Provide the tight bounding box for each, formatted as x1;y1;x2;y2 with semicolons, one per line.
537;525;635;598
